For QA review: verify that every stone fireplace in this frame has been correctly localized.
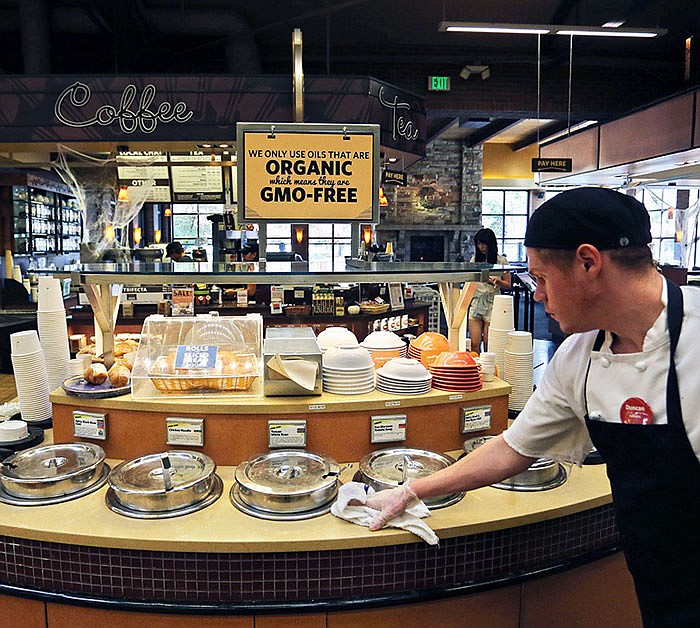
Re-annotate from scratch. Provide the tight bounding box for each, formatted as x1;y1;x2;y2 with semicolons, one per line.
410;234;444;262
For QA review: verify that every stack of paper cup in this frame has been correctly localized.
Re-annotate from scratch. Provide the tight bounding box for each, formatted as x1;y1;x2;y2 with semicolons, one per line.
10;330;52;423
37;276;71;391
487;294;515;375
4;250;13;279
478;351;496;382
504;331;534;411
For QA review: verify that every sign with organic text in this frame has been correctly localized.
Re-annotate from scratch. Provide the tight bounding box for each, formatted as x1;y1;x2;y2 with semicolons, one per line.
238;123;380;222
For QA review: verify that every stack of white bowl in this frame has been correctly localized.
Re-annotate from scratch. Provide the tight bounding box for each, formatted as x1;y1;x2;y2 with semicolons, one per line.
486;294;515;376
36;276;71;391
316;327;359;352
322;345;375;395
10;330;52;423
477;351;497;382
360;331;407;369
504;331;534;411
376;358;432;395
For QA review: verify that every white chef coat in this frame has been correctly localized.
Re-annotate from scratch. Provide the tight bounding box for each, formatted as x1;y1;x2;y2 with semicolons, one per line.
504;282;700;465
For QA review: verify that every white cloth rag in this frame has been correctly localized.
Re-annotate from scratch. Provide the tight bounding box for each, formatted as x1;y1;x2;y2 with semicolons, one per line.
331;481;439;546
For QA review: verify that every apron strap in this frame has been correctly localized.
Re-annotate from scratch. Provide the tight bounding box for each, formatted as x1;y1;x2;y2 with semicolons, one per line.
665;279;684;429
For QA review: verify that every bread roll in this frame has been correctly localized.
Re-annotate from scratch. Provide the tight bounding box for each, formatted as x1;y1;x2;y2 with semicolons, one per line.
108;363;131;388
84;363;108;385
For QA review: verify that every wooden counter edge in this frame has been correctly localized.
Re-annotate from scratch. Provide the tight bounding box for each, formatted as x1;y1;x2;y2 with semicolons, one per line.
49;379;513;414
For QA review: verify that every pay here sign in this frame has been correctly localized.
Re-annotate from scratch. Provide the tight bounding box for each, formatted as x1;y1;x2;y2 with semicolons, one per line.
238;123;379;222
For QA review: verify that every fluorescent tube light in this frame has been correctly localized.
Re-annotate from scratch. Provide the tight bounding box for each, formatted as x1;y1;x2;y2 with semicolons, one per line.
439;21;666;39
439;22;551;35
554;26;665;38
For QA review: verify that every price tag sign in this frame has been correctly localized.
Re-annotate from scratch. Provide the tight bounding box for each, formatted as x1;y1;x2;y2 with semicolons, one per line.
461;405;492;433
174;345;218;370
268;420;307;448
73;410;107;440
371;414;407;443
166;417;204;446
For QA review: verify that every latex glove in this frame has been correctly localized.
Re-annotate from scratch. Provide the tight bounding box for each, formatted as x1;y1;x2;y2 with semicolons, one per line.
365;483;420;531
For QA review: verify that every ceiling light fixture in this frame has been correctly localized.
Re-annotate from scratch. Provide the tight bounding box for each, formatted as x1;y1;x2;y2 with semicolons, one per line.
439;21;666;38
440;22;550;35
459;65;490;80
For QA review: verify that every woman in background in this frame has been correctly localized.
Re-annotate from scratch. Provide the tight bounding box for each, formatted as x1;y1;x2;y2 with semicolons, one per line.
468;228;510;353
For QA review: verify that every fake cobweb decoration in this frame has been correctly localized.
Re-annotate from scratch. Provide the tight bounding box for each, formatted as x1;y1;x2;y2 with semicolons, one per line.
53;145;154;257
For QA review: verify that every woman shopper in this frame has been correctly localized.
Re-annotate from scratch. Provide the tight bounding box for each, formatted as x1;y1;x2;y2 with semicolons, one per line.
468;228;511;352
363;188;700;628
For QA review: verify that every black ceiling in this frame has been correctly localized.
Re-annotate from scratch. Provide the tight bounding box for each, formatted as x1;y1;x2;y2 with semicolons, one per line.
0;0;699;148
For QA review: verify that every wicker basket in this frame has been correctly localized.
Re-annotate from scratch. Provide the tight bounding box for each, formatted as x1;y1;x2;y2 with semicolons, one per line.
149;374;257;392
358;303;390;315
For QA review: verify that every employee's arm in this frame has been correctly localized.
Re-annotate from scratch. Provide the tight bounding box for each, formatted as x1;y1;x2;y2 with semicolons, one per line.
413;434;532;498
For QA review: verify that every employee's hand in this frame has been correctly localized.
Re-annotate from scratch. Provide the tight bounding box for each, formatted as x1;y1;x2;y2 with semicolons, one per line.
365;484;420;530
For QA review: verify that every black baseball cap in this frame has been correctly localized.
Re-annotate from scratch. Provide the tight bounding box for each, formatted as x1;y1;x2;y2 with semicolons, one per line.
524;187;652;250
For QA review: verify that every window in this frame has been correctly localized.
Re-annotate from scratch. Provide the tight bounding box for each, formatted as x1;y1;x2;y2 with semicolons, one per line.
481;190;529;262
308;223;352;270
172;203;215;259
685;190;700;268
637;189;680;265
266;223;292;253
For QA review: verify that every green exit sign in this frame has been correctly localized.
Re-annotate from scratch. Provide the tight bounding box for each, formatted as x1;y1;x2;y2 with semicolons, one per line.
428;76;451;91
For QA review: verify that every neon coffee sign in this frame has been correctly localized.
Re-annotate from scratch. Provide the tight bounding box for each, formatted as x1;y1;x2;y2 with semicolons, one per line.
54;81;194;134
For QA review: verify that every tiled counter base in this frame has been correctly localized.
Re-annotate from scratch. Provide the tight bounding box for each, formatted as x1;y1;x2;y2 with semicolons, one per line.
0;503;619;610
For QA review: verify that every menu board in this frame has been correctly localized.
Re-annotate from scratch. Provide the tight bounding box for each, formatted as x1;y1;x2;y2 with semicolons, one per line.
237;123;380;222
117;151;171;202
170;152;225;202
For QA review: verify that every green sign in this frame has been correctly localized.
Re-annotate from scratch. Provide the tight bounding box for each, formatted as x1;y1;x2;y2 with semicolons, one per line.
428;76;451;92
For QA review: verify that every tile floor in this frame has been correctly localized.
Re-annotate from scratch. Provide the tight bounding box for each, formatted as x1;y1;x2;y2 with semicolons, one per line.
0;374;17;404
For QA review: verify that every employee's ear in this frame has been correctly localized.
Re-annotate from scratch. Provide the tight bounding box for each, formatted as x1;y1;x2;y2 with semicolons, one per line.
576;244;600;274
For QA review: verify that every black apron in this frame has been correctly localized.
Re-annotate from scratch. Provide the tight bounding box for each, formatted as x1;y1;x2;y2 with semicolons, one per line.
584;280;700;628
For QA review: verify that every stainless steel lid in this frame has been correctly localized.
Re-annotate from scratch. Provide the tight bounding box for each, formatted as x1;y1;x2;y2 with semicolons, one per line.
359;447;456;485
235;450;340;497
109;451;215;496
0;443;105;483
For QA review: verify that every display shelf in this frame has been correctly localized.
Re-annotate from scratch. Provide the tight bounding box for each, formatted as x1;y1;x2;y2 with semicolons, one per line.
1;173;81;256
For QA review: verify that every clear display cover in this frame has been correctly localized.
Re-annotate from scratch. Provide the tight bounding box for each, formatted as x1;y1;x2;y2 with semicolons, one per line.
131;313;263;398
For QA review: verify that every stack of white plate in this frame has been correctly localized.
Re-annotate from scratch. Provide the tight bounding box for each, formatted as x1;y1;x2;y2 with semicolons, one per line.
10;330;52;423
316;327;359;352
376;358;432;395
322;345;375;395
360;331;407;369
504;331;534;411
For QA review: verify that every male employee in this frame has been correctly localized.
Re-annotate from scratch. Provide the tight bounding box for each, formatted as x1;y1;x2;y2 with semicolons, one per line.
364;187;700;628
165;241;192;262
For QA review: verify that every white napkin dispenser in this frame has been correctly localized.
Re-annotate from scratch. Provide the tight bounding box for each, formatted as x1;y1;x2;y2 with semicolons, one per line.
263;337;322;396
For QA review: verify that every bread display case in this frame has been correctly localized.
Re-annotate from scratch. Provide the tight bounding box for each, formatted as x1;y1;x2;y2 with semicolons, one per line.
131;313;263;398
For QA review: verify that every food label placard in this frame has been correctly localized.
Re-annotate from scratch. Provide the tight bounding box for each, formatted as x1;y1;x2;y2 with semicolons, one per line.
166;417;204;446
73;410;107;440
371;414;407;443
461;405;492;433
268;420;307;448
239;123;379;222
174;345;218;370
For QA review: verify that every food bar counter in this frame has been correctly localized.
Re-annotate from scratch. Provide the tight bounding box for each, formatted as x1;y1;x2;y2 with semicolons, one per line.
0;380;641;627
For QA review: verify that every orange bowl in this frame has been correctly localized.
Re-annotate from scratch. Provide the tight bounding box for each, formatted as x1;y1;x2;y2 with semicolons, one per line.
412;332;449;351
432;351;477;367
